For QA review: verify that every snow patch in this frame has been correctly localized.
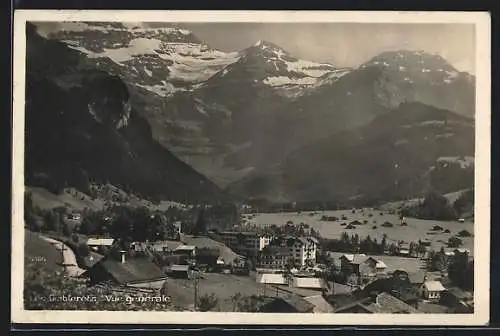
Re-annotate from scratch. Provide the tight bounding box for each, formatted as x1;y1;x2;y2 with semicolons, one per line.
419;120;446;126
394;139;409;146
144;67;152;76
135;81;184;97
435;133;455;138
263;76;317;87
67;38;162;64
285;59;335;78
437;156;474;169
421;68;431;73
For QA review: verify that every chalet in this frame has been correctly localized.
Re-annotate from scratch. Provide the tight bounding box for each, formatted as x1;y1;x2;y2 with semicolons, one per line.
421;280;446;302
340;254;367;274
341;253;387;279
83;253;167;287
358;257;388;279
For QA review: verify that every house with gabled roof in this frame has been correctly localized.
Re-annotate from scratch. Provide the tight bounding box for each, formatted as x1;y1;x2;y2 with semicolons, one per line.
421;280;446;302
340;254;388;280
83;254;167;287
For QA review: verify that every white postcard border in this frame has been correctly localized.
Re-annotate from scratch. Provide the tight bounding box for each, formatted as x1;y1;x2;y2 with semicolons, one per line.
11;10;491;325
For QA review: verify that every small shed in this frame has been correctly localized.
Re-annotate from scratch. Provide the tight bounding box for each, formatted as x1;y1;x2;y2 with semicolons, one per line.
166;264;191;279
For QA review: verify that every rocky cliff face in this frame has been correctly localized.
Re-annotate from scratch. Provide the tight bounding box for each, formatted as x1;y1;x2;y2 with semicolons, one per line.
25;23;226;203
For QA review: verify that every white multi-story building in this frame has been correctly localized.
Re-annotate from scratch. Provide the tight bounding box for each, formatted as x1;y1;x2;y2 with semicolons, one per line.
288;237;318;267
269;236;318;267
219;231;271;257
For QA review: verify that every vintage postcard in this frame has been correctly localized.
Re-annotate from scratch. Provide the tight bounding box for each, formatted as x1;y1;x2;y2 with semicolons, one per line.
12;10;490;325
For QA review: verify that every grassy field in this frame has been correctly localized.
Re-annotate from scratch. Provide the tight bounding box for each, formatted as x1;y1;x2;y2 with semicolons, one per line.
249;209;474;255
166;272;297;311
24;230;63;271
28;186;185;212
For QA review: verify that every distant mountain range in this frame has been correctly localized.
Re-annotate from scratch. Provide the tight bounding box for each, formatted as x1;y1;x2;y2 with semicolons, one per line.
28;22;476;204
228;102;474;202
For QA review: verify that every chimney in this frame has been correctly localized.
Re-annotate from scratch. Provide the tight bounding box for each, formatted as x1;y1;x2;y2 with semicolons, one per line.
120;250;126;263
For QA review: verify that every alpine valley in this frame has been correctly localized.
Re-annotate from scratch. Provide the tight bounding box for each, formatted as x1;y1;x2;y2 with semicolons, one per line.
28;22;475;204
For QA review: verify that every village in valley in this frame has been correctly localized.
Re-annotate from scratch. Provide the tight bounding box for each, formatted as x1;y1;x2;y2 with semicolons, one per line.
24;187;474;314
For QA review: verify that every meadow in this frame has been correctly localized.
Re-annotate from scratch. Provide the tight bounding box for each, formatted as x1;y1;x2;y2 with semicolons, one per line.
247;208;474;255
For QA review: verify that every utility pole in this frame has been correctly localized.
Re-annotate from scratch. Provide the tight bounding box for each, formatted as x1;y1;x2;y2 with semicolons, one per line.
60;242;67;274
193;272;199;311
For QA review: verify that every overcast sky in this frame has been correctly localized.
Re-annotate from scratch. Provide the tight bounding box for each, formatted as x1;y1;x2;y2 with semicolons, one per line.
36;21;476;74
176;23;476;74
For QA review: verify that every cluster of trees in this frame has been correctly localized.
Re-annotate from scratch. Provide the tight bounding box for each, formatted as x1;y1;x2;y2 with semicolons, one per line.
261;222;314;237
427;248;473;290
401;190;472;221
452;189;474;217
195;292;269;312
448;252;474;290
244;198;383;214
320;232;426;257
182;203;241;236
102;205;180;242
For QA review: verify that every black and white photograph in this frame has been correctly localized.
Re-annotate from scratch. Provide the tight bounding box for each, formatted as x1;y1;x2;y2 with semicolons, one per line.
11;10;490;325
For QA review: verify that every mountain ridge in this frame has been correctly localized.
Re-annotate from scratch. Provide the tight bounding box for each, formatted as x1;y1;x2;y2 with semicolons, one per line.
35;22;475;195
227;102;475;203
25;22;227;204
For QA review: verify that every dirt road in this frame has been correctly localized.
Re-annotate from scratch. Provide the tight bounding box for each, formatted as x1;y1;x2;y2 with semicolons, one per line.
39;235;86;277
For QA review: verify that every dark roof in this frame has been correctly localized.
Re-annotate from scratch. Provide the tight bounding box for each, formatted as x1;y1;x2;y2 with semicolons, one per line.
365;292;419;314
93;257;166;285
408;271;427;284
446;287;473;300
261;246;289;256
333;297;373;313
272;295;315;313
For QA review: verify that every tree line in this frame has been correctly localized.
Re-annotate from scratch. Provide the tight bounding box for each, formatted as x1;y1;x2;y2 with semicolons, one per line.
400;189;474;221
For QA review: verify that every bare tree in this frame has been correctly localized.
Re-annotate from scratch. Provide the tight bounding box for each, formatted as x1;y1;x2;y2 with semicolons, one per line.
230;292;242;312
